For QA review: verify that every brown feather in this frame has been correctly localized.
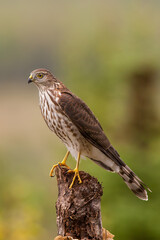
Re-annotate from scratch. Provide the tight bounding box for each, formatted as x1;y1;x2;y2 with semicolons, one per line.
58;91;126;167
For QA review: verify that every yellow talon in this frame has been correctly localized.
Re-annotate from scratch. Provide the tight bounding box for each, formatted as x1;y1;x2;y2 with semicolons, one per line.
49;151;70;177
68;152;82;188
68;168;82;188
49;162;69;177
50;151;82;189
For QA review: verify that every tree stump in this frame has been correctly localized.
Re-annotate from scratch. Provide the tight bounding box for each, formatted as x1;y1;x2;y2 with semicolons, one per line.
55;166;103;240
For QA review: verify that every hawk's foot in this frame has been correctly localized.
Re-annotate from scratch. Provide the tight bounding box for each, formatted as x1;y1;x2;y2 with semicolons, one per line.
68;168;82;188
49;162;70;177
50;151;70;177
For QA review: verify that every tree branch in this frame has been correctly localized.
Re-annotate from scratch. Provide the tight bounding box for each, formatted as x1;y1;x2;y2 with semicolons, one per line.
54;166;114;240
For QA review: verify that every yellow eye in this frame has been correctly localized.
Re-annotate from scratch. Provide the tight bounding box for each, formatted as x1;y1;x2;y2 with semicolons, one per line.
37;73;44;79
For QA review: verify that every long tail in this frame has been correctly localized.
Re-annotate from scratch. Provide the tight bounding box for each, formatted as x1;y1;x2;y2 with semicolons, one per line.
90;158;151;201
118;165;151;201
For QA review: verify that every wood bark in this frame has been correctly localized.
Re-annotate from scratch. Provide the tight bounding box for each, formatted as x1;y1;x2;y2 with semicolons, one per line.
55;166;103;240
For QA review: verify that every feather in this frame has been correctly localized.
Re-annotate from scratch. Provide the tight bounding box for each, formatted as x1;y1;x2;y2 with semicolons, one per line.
58;91;151;200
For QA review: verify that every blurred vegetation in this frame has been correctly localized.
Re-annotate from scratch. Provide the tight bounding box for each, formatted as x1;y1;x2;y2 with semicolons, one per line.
0;1;160;240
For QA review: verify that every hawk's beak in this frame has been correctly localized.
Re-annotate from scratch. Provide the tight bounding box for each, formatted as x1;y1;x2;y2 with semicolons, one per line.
28;74;34;84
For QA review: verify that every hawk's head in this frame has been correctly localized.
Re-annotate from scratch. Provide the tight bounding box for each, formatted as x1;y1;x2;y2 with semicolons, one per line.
28;68;58;88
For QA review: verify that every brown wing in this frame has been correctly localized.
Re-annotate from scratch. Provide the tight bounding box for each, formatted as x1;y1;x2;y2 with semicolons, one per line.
58;90;125;167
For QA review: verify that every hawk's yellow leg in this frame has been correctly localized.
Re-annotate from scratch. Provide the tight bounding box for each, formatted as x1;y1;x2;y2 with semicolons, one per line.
68;152;82;189
49;151;70;177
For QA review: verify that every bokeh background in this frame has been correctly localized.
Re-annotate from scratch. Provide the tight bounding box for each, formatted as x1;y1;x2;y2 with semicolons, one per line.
0;1;160;239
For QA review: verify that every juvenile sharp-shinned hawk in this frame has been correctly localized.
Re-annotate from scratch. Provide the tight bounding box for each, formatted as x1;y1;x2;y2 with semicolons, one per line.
28;68;151;200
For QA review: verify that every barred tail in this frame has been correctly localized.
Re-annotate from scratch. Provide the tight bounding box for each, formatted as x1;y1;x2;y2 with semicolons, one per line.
118;165;151;201
90;155;151;200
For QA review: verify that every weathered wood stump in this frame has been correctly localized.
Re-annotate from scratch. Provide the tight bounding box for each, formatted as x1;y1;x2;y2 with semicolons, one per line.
55;166;103;240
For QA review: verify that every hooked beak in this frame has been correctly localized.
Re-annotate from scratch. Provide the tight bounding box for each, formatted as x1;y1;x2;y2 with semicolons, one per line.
28;74;34;84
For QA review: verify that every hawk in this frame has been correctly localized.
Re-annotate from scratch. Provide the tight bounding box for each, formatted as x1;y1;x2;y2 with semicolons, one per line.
28;68;151;200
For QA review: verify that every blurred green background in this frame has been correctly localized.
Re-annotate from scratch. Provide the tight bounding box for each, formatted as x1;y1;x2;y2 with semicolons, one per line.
0;1;160;239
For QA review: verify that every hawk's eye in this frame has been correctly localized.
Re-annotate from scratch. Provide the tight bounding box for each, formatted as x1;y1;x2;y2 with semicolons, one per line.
37;73;44;79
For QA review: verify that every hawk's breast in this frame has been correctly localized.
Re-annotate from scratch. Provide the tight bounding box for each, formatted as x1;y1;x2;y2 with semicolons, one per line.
39;90;91;159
